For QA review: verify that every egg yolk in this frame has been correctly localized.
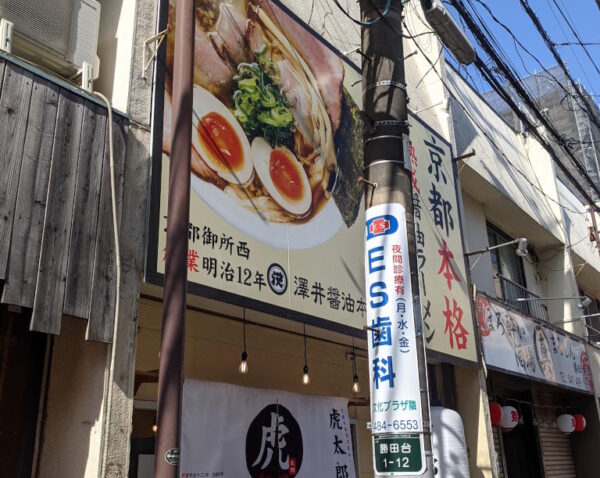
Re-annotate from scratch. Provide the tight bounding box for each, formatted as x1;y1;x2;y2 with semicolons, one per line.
269;149;303;202
197;112;243;172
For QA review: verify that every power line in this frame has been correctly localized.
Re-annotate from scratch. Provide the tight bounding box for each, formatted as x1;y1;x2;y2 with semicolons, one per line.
401;23;587;218
553;0;600;88
452;0;600;180
365;0;598;214
518;0;600;149
331;0;391;26
555;41;600;47
462;0;600;159
449;0;600;210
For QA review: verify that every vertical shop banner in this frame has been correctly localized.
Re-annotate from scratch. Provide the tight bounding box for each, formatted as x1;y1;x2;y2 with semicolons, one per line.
147;0;366;331
365;203;426;475
181;380;356;477
476;294;594;393
409;114;477;364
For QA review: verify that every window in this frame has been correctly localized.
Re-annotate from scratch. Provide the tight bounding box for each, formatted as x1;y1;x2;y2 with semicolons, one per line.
487;224;531;315
579;290;600;342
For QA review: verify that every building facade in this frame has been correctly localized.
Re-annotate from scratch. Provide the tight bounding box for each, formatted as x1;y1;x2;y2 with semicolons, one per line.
1;1;600;477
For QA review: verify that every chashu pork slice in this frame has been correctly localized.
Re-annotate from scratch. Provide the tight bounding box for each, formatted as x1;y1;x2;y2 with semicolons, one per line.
209;3;251;67
277;59;317;149
166;4;234;96
253;0;345;132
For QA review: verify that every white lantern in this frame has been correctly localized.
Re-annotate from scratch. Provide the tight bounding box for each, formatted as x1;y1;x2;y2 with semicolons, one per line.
500;405;519;432
431;407;471;477
556;414;576;434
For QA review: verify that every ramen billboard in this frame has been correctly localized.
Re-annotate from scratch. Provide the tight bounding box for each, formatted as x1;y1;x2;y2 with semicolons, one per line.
147;0;367;331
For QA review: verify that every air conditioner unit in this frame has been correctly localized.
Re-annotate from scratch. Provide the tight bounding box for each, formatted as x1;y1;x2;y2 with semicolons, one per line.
0;0;100;79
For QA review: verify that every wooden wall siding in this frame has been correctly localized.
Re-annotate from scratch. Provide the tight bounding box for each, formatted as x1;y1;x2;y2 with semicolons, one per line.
0;58;129;342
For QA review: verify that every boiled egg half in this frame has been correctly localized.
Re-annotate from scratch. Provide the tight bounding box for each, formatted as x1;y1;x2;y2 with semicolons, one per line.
252;137;312;216
191;86;253;185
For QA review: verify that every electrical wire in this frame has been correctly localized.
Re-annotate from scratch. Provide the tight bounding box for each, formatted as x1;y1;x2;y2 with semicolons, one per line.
518;0;600;146
551;0;600;78
449;0;600;210
331;0;391;26
543;0;595;90
402;21;588;217
450;0;600;171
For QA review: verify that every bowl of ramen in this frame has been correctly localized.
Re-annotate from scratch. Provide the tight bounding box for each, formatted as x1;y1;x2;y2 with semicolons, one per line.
162;0;364;249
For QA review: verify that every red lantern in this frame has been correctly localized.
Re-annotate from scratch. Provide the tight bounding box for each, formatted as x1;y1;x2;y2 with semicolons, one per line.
489;402;503;426
500;406;519;432
574;414;586;432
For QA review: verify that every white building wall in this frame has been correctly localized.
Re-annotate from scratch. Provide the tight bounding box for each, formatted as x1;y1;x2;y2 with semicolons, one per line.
38;317;107;478
95;0;137;112
448;67;564;244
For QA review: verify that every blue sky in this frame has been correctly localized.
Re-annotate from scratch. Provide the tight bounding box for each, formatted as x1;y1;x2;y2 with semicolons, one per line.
447;0;600;99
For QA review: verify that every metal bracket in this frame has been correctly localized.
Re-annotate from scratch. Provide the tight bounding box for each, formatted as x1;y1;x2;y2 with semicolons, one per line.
373;119;405;127
358;176;378;189
81;61;94;93
363;80;407;94
0;18;13;53
364;325;382;334
453;149;476;162
364;134;405;146
142;28;168;79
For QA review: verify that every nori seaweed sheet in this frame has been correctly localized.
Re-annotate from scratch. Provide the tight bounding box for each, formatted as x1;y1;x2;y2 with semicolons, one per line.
333;89;364;227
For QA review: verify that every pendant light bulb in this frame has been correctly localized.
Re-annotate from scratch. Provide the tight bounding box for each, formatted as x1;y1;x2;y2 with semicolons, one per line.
352;375;361;394
302;364;310;385
152;423;157;433
239;350;248;374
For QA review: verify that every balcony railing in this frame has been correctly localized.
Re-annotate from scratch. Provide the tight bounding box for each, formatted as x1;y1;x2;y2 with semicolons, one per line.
495;274;550;322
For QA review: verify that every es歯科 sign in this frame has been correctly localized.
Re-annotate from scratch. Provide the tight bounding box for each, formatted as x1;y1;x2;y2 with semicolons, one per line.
365;203;426;475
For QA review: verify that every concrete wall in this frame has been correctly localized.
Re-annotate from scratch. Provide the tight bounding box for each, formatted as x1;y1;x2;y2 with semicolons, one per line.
95;0;137;112
558;180;600;297
448;67;564;244
462;192;496;297
454;367;495;478
38;317;108;478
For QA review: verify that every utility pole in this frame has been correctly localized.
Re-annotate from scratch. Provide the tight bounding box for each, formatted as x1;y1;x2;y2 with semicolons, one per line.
360;0;434;476
154;0;194;475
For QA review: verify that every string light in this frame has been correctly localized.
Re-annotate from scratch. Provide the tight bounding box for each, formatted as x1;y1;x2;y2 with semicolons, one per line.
238;308;248;374
302;323;310;386
351;339;360;394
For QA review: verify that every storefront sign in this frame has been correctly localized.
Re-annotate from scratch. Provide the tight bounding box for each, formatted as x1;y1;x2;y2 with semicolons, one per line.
147;0;366;331
410;113;477;364
181;380;356;477
365;203;425;474
586;343;600;397
476;294;594;393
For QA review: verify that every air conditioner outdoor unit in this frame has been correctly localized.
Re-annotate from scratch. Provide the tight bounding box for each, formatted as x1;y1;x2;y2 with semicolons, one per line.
0;0;101;79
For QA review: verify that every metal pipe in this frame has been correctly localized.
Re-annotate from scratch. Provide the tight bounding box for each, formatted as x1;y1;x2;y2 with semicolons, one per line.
93;90;122;478
516;296;587;302
589;203;600;257
464;238;524;257
154;0;194;475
